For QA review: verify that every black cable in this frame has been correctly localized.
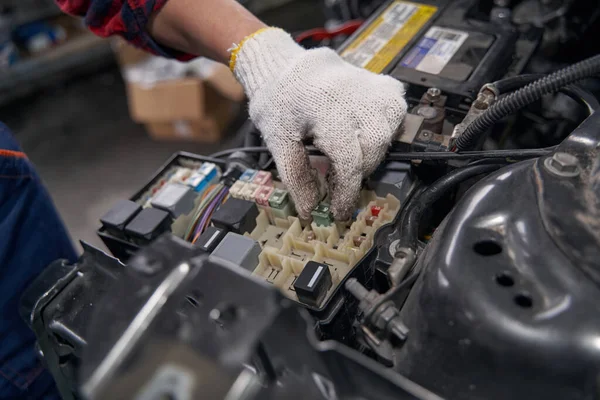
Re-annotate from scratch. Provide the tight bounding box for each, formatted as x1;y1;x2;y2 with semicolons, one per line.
364;270;419;321
560;85;600;115
387;147;553;161
455;54;600;151
491;74;543;94
396;164;504;255
212;146;553;161
210;146;271;158
490;74;598;114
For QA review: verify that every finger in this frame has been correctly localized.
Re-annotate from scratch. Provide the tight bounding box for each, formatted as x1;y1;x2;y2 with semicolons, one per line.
266;134;320;219
357;115;394;176
313;124;363;221
359;80;407;175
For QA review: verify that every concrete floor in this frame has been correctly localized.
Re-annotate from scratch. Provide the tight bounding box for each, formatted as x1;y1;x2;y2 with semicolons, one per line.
0;67;245;252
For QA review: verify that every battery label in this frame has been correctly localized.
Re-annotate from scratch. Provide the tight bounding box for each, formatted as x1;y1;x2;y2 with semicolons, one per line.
401;26;469;75
341;1;437;74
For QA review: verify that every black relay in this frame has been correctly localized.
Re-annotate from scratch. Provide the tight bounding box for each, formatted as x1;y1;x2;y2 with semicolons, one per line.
294;261;333;308
211;197;259;235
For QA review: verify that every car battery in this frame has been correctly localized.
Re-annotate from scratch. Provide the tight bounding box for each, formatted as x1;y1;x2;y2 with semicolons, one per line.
337;0;529;108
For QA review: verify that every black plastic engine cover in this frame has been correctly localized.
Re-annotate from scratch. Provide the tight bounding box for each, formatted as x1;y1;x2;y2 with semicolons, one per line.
394;115;600;399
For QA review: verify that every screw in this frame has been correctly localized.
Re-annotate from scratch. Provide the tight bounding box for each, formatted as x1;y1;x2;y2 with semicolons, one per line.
544;152;580;177
426;87;441;101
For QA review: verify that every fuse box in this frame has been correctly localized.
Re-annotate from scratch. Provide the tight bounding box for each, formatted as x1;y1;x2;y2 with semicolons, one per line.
97;151;407;311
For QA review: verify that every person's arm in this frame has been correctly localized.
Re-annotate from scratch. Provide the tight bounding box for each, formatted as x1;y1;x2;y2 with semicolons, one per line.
147;0;265;63
56;0;408;220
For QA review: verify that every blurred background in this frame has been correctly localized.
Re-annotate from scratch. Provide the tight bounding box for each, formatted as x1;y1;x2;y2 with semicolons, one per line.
0;0;378;250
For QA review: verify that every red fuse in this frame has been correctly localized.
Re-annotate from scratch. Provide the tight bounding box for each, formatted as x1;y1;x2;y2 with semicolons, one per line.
371;206;382;217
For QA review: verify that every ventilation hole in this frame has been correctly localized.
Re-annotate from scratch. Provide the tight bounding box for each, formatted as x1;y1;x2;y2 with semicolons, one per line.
473;240;502;256
514;293;533;308
495;272;514;287
420;77;427;82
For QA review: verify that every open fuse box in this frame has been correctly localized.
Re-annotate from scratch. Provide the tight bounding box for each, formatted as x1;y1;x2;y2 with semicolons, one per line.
98;152;405;310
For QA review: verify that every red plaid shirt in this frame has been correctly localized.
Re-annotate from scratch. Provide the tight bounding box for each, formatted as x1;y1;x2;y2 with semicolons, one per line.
55;0;194;60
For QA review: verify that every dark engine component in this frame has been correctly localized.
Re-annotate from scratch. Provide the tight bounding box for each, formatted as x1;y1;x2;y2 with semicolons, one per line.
394;114;600;400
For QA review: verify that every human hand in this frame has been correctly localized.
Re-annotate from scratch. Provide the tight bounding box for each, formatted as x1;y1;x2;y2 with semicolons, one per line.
231;28;407;220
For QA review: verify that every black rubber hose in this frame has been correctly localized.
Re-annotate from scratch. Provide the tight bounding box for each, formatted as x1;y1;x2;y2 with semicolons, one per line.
455;54;600;151
492;74;542;94
396;164;504;254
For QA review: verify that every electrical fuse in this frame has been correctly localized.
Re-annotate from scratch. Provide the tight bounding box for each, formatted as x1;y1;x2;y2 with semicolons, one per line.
306;231;316;242
269;189;295;220
198;162;219;182
255;185;274;206
311;203;333;227
186;172;204;189
240;183;260;201
253;170;273;186
366;216;377;227
239;169;257;183
229;180;247;199
269;189;289;209
169;168;193;184
371;206;382;217
353;235;367;247
186;171;216;194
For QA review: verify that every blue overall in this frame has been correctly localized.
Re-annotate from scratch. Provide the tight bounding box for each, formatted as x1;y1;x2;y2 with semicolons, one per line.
0;122;76;399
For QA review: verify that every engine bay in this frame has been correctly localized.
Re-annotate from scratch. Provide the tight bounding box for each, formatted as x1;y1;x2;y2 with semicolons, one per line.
20;1;600;399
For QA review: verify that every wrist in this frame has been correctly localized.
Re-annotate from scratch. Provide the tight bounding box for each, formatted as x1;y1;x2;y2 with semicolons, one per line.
230;28;306;97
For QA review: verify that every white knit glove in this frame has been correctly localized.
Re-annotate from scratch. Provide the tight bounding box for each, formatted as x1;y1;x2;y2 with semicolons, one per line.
231;28;407;220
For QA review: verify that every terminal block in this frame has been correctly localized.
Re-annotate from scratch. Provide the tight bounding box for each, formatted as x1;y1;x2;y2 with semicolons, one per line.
248;191;401;307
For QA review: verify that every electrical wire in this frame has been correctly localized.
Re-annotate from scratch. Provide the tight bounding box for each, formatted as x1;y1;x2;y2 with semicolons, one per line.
455;54;600;151
212;146;553;162
184;184;227;241
395;163;504;256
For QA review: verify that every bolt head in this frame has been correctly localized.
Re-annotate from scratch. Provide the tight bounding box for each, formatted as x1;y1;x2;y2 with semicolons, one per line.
426;88;441;102
545;152;580;177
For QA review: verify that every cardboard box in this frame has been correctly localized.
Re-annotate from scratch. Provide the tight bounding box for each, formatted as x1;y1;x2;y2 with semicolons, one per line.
127;79;205;123
113;39;245;142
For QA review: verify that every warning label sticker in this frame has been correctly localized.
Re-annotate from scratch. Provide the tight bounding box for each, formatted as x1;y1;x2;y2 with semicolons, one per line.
340;1;437;74
400;26;469;75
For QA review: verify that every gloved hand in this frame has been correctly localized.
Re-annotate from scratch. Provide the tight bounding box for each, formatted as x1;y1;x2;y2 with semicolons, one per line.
230;28;407;220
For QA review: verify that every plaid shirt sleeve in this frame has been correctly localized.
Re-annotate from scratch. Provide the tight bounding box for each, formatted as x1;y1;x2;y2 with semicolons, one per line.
55;0;195;60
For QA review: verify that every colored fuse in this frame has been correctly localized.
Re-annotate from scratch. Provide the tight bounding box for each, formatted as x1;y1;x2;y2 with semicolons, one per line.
371;206;382;217
229;180;247;199
241;183;260;201
306;231;316;241
198;162;218;182
352;209;362;221
239;169;258;183
366;216;377;227
353;236;367;247
311;203;333;227
169;168;192;184
253;170;273;186
255;185;274;206
269;189;289;209
186;172;204;189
